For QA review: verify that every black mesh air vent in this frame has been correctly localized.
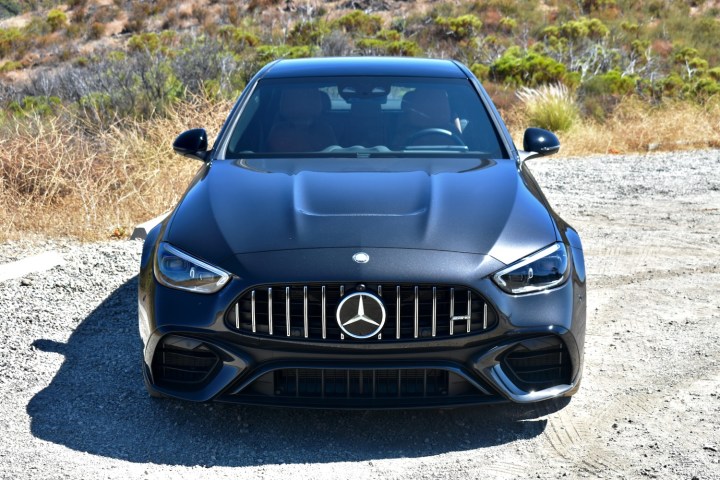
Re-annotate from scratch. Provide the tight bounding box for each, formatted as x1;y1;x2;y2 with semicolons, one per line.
152;336;220;390
503;336;572;391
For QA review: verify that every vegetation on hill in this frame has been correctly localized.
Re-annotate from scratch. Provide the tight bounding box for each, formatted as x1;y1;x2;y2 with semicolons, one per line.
1;0;719;240
2;0;720;120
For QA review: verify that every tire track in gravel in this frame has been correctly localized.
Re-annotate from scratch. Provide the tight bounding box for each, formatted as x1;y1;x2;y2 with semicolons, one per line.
533;269;720;479
538;402;629;477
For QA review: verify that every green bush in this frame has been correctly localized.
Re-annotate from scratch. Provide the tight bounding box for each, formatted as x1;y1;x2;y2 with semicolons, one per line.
255;45;315;64
470;63;490;80
46;9;67;32
0;26;26;57
707;67;720;82
127;31;177;54
9;96;62;117
542;17;608;40
688;77;720;99
0;60;21;72
498;17;517;33
673;47;700;65
490;46;568;86
356;38;421;57
582;70;636;95
434;14;483;40
217;26;260;51
288;19;329;46
333;11;383;36
659;73;685;97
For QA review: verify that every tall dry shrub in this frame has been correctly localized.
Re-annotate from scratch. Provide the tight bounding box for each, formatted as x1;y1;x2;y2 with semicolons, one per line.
516;83;579;133
560;98;720;155
0;95;232;240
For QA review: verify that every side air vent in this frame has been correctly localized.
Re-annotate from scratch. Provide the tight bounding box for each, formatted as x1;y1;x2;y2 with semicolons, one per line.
151;336;220;390
502;336;572;391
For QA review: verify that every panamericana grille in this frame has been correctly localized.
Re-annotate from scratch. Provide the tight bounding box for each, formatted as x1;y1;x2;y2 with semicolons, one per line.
503;337;571;391
227;284;498;341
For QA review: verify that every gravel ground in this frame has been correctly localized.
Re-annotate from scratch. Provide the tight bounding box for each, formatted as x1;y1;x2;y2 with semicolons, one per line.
1;150;719;479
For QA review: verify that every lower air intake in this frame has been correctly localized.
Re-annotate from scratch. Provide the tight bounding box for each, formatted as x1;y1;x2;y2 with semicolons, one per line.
152;336;220;390
502;336;571;391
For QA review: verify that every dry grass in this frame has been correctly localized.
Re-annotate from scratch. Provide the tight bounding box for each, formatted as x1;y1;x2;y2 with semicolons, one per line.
1;95;720;242
0;95;231;241
516;83;579;133
510;97;720;156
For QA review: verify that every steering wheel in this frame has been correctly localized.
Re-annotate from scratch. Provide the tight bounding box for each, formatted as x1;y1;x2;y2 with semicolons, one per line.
403;128;466;147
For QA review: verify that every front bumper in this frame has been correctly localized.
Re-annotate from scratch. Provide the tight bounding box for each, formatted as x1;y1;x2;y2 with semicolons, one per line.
139;245;586;408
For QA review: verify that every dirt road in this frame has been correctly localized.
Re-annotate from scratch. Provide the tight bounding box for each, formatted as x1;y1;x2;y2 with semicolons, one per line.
0;150;718;479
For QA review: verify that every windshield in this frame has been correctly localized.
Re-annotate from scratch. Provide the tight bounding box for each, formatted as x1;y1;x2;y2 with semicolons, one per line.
222;76;509;159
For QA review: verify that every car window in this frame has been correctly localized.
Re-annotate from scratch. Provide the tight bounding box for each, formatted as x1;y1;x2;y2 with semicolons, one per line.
223;77;509;159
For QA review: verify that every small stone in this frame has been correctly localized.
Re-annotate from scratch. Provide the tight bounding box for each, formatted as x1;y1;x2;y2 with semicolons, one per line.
20;278;32;286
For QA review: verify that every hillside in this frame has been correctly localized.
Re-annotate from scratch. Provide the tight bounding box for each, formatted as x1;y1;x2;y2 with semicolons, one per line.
2;0;720;118
1;0;720;240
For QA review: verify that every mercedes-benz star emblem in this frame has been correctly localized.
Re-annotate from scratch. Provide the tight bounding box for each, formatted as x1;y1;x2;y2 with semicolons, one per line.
336;292;386;339
352;252;370;264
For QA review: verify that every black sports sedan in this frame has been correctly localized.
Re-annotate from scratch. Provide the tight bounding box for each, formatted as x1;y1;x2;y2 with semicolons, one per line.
139;57;586;408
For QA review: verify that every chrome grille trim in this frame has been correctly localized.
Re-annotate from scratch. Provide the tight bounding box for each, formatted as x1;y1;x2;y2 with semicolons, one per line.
268;287;273;335
450;288;455;335
483;302;487;330
395;286;401;340
285;286;291;337
321;286;327;339
413;286;419;339
230;284;497;342
303;286;309;339
251;290;256;333
466;290;472;334
432;286;437;337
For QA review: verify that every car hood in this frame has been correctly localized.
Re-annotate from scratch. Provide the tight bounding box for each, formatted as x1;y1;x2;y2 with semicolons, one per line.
166;157;557;267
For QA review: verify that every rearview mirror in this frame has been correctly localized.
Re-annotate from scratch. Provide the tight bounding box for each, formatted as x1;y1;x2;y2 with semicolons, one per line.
522;127;560;159
173;128;209;161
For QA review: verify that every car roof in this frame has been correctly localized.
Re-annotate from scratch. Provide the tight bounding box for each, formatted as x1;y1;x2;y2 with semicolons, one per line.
261;57;468;79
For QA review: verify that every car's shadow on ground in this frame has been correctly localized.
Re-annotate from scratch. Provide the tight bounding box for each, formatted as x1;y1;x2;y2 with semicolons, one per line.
27;276;567;467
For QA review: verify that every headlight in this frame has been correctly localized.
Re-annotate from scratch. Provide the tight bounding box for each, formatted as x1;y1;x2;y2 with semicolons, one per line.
493;243;569;294
154;242;230;294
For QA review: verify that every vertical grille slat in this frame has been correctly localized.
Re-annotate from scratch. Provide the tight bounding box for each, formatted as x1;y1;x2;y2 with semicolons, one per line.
483;302;487;330
321;286;327;339
303;286;309;338
450;287;455;336
285;287;291;337
396;286;401;340
432;286;437;338
251;290;256;333
413;286;419;339
230;283;497;342
466;290;472;334
268;287;273;335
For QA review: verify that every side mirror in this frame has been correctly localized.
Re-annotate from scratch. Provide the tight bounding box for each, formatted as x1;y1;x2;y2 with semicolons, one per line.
173;128;209;161
522;127;560;160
